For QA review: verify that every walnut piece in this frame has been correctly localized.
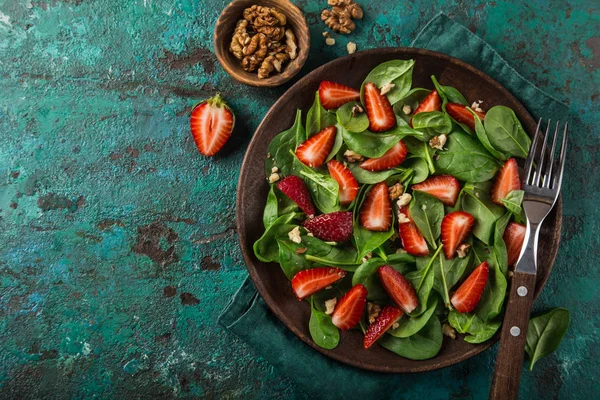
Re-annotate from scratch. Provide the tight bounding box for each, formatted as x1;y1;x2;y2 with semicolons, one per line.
285;29;298;60
325;298;337;315
429;134;447;150
442;323;457;339
388;182;404;201
321;8;355;34
343;149;364;163
398;212;410;224
367;302;381;324
230;19;249;60
241;33;268;72
347;41;357;54
351;103;363;116
396;193;412;207
258;52;289;79
288;226;302;244
456;243;471;258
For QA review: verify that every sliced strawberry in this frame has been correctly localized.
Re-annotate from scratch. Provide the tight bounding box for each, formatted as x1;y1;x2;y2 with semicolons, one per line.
318;81;361;110
363;82;396;132
441;211;475;259
190;93;234;156
504;222;526;267
327;160;359;205
331;284;368;330
411;175;461;206
291;267;346;300
363;306;403;349
277;175;316;217
303;211;353;242
491;158;521;205
377;265;419;313
359;182;392;231
410;89;441;127
296;126;337;168
451;261;489;313
446;102;486;131
359;141;408;172
398;206;430;256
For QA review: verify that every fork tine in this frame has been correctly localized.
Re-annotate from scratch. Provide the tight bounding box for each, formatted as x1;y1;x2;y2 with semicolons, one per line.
533;120;551;186
544;121;560;188
553;122;568;190
524;118;543;185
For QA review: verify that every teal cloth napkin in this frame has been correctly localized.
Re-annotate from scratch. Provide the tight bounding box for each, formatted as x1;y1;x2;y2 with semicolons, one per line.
219;13;575;399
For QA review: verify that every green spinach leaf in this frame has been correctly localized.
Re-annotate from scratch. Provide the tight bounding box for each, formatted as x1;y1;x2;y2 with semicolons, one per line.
403;156;430;184
406;245;442;316
404;136;435;174
430;75;469;107
475;255;507;322
411;111;452;140
352;254;415;301
379;313;443;360
341;127;402;159
296;159;341;214
352;185;396;260
306;91;337;136
500;190;525;223
448;309;501;344
361;59;415;105
309;297;340;349
263;185;279;229
276;238;311;279
336;101;369;133
388;294;438;338
346;162;410;185
408;191;444;249
393;88;430;123
526;308;570;370
431;250;472;307
483;106;531;159
461;186;505;245
265;109;304;177
471;108;507;160
303;235;359;269
253;213;300;262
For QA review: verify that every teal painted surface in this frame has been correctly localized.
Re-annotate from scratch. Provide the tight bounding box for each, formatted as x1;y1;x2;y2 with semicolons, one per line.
0;0;598;398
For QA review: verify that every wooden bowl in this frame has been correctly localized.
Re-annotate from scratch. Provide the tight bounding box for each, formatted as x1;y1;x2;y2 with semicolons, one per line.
236;48;562;373
213;0;310;87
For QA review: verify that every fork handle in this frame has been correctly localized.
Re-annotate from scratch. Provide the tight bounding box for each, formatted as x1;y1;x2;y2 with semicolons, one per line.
489;271;536;400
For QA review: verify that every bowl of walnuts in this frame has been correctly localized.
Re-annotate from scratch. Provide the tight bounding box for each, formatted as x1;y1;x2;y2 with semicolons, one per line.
214;0;310;87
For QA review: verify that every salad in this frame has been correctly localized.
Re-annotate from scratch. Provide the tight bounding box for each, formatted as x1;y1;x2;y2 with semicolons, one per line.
253;59;531;360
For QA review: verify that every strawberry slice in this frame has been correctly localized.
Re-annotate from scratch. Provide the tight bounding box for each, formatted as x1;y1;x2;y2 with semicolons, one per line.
331;284;368;330
446;102;486;131
410;89;441;127
327;160;359;205
303;211;353;242
359;182;392;231
363;82;396;132
318;81;361;110
291;267;346;300
363;306;403;349
491;158;521;205
451;261;489;313
377;265;419;313
296;126;337;168
441;211;475;259
359;141;408;172
277;175;316;217
504;222;526;267
411;175;461;206
189;93;235;156
398;206;430;256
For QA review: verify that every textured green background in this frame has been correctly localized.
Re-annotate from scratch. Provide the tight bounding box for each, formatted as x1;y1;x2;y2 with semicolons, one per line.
0;0;598;398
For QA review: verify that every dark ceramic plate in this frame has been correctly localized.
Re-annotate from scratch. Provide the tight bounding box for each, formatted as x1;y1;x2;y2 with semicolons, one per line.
236;48;562;373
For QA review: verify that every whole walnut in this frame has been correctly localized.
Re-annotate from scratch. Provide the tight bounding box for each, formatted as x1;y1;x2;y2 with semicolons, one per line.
321;0;363;34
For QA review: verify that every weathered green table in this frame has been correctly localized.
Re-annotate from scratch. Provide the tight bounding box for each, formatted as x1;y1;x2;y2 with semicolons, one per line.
1;0;598;398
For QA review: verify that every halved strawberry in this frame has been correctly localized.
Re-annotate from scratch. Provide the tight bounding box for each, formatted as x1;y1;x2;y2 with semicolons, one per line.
398;206;430;256
331;284;368;330
359;141;408;172
410;89;441;126
446;102;486;131
491;158;521;205
504;222;526;267
363;306;403;349
327;160;359;205
363;82;396;132
441;211;475;259
451;261;489;313
190;93;235;156
303;211;353;242
377;265;419;313
277;175;316;217
359;182;392;231
291;267;346;300
319;81;361;110
296;126;337;168
411;175;461;206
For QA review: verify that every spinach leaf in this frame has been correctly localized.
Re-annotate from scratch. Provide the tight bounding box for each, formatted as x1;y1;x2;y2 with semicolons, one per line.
411;111;452;140
303;235;359;269
263;185;279;229
471;108;507;161
276;238;311;279
404;136;435;174
483;106;531;159
253;213;300;262
341;127;402;158
352;254;415;301
408;191;444;249
472;212;510;278
306;91;337;136
327;124;345;162
388;294;438;338
309;296;340;349
336;101;369;133
296;159;341;214
352;185;396;260
265;109;304;177
431;249;472;307
475;255;507;321
361;59;415;105
346;162;410;185
403;156;430;184
435;131;501;182
448;309;501;344
406;245;442;316
526;308;570;371
393;88;430;123
461;185;505;245
500;190;525;223
430;75;469;107
379;313;443;360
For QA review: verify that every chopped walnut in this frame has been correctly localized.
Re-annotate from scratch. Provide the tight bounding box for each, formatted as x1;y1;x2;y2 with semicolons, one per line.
285;29;298;60
367;302;381;324
288;226;302;244
396;193;412;207
347;41;357;54
442;323;457;339
271;166;279;173
268;172;280;183
322;31;331;38
391;322;400;330
398;212;410;224
456;243;471;258
325;37;336;46
361;252;373;263
343;149;364;163
395;248;407;254
429;134;447;150
321;0;363;34
402;104;412;115
471;100;484;113
351;104;364;116
380;83;396;96
388;182;404;201
324;298;337;315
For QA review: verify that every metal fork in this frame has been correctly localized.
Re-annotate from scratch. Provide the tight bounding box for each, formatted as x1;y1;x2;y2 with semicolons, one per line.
490;120;568;400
